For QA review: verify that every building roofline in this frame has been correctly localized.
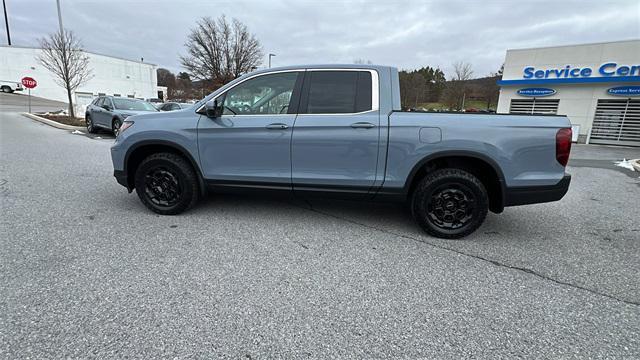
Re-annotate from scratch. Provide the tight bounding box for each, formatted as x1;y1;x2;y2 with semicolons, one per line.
0;44;158;66
506;38;640;52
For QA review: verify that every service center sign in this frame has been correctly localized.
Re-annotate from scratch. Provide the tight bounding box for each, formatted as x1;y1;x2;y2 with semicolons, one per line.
21;77;37;89
523;62;640;80
517;88;556;97
608;85;640;96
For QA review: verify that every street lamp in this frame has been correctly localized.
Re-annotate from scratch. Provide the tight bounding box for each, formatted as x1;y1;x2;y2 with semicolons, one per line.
268;53;276;68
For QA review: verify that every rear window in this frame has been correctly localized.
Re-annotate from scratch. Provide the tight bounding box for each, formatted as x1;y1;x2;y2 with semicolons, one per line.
303;71;372;114
113;98;157;111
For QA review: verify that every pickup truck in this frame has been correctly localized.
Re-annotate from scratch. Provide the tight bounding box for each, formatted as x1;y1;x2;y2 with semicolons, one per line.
110;65;572;239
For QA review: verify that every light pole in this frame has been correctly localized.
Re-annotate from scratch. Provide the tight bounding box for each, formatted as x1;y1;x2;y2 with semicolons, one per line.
2;0;10;45
268;53;276;68
56;0;63;33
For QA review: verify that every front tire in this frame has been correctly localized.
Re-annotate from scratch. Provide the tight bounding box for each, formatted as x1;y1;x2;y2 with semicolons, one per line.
112;118;122;136
411;168;488;239
134;153;199;215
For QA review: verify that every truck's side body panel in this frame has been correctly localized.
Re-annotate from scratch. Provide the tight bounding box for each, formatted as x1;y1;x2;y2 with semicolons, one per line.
382;112;570;192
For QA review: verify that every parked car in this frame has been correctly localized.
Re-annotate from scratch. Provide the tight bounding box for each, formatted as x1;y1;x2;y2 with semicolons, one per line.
0;80;23;93
157;102;192;111
85;96;158;135
110;65;572;239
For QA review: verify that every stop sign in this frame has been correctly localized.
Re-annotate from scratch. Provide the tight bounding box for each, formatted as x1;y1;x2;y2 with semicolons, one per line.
21;77;37;89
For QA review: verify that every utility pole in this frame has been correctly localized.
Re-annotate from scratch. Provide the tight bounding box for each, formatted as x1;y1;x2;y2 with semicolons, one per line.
2;0;10;45
268;53;276;68
56;0;63;33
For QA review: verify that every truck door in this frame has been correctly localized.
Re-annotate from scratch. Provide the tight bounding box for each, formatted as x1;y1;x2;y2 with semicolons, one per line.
291;69;380;195
197;71;303;186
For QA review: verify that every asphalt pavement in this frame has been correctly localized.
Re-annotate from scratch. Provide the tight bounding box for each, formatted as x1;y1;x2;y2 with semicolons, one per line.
1;94;639;358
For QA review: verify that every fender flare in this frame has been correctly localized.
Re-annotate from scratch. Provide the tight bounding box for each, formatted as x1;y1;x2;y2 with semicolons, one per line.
123;140;206;196
403;150;507;209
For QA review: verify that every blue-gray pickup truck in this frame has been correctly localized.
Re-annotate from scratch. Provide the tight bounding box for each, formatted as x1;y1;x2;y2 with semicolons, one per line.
110;65;572;239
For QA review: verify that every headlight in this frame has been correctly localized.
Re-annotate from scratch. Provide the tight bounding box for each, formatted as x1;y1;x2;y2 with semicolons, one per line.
119;120;134;135
121;113;132;119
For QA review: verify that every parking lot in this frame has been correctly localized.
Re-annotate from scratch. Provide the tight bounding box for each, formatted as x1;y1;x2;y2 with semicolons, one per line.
1;93;639;358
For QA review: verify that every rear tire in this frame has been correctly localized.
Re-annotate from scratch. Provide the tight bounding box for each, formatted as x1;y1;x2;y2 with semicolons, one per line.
1;86;12;93
411;168;488;239
134;153;199;215
86;114;97;133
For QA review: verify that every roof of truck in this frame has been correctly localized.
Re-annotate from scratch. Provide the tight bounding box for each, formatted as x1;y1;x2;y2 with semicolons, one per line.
250;64;395;75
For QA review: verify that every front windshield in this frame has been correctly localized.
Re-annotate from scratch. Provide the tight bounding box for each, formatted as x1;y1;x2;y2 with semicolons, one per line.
113;98;157;111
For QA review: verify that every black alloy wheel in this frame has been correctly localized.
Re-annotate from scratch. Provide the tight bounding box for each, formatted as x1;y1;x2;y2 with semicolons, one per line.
412;168;488;239
134;152;199;215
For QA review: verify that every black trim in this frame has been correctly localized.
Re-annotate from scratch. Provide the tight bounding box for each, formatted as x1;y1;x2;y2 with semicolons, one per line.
403;150;507;193
504;174;571;206
121;140;207;196
114;170;130;191
287;72;305;114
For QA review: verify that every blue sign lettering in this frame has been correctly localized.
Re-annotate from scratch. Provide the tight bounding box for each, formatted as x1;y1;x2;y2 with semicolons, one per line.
607;86;640;96
517;88;556;97
522;62;640;79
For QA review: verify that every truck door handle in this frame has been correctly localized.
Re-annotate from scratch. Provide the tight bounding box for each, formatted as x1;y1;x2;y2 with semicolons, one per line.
350;122;376;129
266;123;289;130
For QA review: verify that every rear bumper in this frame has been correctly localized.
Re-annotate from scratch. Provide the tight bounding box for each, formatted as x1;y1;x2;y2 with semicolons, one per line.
504;174;571;207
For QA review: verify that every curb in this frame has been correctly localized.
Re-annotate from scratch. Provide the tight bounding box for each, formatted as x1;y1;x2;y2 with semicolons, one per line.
632;159;640;172
21;112;85;131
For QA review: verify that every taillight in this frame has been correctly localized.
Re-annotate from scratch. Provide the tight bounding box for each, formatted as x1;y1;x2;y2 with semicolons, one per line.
556;128;572;167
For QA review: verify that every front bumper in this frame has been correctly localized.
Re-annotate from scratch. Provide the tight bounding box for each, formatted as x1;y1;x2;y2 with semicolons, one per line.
114;170;132;192
504;174;571;207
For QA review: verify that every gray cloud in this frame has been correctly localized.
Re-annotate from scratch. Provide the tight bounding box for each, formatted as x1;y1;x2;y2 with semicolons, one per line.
3;0;639;78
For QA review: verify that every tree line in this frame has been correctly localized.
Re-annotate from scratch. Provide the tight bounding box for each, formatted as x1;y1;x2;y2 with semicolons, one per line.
400;61;502;111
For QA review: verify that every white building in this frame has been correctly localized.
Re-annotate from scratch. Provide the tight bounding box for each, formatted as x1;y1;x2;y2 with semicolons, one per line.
0;45;158;114
497;40;640;147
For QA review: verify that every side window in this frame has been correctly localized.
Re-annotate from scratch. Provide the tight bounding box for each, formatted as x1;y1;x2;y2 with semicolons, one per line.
303;71;373;114
104;98;113;109
95;97;104;107
221;72;299;115
171;104;180;110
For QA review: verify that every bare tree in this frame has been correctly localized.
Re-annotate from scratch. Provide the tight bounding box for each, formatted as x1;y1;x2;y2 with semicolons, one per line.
452;61;474;81
440;61;474;110
180;16;263;86
37;29;92;118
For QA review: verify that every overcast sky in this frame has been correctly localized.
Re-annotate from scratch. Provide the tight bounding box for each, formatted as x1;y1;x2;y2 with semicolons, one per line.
3;0;639;78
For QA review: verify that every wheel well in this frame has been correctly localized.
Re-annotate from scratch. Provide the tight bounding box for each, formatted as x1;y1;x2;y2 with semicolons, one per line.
408;156;504;213
125;144;203;193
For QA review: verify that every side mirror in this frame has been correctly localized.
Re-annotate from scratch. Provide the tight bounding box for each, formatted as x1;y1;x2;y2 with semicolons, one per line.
102;104;112;111
205;99;223;118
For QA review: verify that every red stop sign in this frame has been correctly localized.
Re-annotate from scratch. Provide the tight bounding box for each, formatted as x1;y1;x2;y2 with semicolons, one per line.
21;77;37;89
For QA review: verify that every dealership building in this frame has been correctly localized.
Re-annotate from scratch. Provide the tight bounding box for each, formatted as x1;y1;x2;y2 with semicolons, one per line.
497;39;640;146
0;45;158;114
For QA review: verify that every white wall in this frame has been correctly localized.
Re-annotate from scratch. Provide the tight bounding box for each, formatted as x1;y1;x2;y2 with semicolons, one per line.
0;46;157;111
497;40;640;138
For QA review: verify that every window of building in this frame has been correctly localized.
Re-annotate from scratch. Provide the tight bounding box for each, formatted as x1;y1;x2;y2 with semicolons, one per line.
303;71;372;114
509;99;559;115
